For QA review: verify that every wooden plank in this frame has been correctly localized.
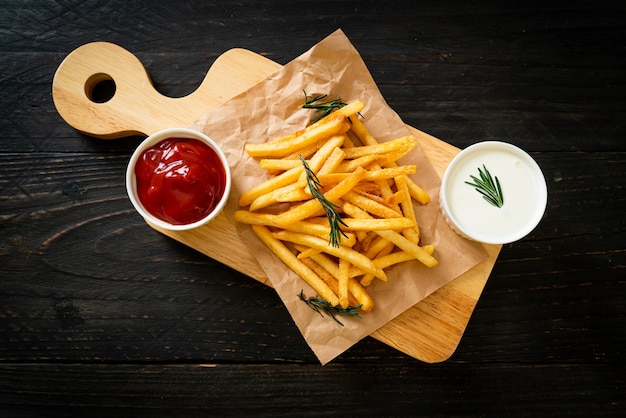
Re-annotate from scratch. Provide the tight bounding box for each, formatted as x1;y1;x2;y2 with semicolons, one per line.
52;42;500;362
1;363;623;416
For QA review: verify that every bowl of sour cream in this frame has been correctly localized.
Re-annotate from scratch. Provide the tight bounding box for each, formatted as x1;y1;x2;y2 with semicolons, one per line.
439;141;547;244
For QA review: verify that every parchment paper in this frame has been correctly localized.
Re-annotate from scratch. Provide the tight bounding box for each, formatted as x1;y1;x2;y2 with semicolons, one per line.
191;29;488;364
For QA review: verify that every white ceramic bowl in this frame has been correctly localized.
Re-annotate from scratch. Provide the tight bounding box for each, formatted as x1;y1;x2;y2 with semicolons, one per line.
440;141;547;244
126;128;231;231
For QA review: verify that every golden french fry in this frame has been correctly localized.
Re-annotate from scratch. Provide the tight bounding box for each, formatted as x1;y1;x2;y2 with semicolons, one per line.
384;190;408;207
283;138;326;160
373;251;416;269
234;209;280;227
341;135;417;159
353;181;382;196
346;276;375;311
236;97;438;310
421;244;435;255
311;215;414;232
301;134;346;172
394;174;420;243
357;237;395;285
234;210;357;247
317;146;346;176
274;166;366;226
295;134;346;188
306;251;340;277
244;115;349;158
296;247;322;259
245;134;346;209
354;251;415;285
338;258;350;308
316;165;416;185
342;190;401;219
342;202;438;268
274;185;311;203
239;166;302;207
348;114;377;146
299;257;359;306
320;100;365;120
272;230;388;282
305;251;375;311
259;158;302;172
251;225;339;306
248;183;307;211
340;217;415;231
337;155;379;172
406;176;431;204
376;227;436;267
364;235;395;259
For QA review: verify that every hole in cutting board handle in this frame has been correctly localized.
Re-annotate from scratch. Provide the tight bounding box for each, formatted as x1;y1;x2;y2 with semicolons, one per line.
85;73;116;103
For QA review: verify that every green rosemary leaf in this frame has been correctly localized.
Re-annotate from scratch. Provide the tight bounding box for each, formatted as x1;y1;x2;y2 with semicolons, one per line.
298;291;362;326
300;155;348;247
300;90;348;123
465;164;504;208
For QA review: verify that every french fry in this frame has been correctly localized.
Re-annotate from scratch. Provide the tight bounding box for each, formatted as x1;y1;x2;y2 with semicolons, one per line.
299;257;359;306
305;251;375;311
317;146;346;176
310;215;414;232
394;174;420;243
340;217;414;231
337;154;379;172
259;158;302;172
346;277;376;311
341;135;417;159
272;230;388;282
421;244;435;255
234;210;357;247
320;99;365;120
283;138;326;160
316;165;416;184
357;236;395;285
296;247;323;259
406;176;431;204
274;166;366;226
251;225;339;306
348;114;377;146
342;190;401;219
245;115;349;158
236;98;436;313
248;183;308;211
353;181;382;196
384;189;408;207
342;202;438;268
239;166;302;207
295;134;346;188
364;235;395;259
338;258;350;308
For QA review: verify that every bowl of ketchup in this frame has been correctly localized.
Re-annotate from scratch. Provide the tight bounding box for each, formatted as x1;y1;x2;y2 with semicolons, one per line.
126;128;231;231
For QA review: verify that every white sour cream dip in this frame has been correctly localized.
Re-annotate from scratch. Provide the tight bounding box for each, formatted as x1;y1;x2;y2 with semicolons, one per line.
440;141;547;244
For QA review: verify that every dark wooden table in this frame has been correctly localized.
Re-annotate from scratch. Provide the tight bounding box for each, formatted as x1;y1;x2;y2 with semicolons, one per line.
2;1;625;416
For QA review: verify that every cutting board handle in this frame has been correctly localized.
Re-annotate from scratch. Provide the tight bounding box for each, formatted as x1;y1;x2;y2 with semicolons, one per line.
52;42;280;139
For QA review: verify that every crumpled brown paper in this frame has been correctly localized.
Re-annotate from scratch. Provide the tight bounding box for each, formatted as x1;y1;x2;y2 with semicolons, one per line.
191;29;487;364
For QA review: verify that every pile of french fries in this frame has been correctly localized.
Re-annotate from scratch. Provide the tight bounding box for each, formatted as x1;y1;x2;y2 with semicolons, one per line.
234;99;438;313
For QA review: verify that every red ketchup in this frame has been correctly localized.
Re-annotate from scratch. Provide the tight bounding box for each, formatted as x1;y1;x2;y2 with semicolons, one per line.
134;137;226;225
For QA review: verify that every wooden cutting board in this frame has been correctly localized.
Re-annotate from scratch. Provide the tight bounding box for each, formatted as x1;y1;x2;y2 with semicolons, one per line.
52;42;501;363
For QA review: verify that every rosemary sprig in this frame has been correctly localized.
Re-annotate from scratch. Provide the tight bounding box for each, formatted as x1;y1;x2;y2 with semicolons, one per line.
465;164;504;208
300;155;348;247
300;91;347;123
299;291;362;326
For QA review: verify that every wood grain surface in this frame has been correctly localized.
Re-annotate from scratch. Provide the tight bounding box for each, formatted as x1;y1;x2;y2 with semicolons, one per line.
1;1;625;416
52;41;501;363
